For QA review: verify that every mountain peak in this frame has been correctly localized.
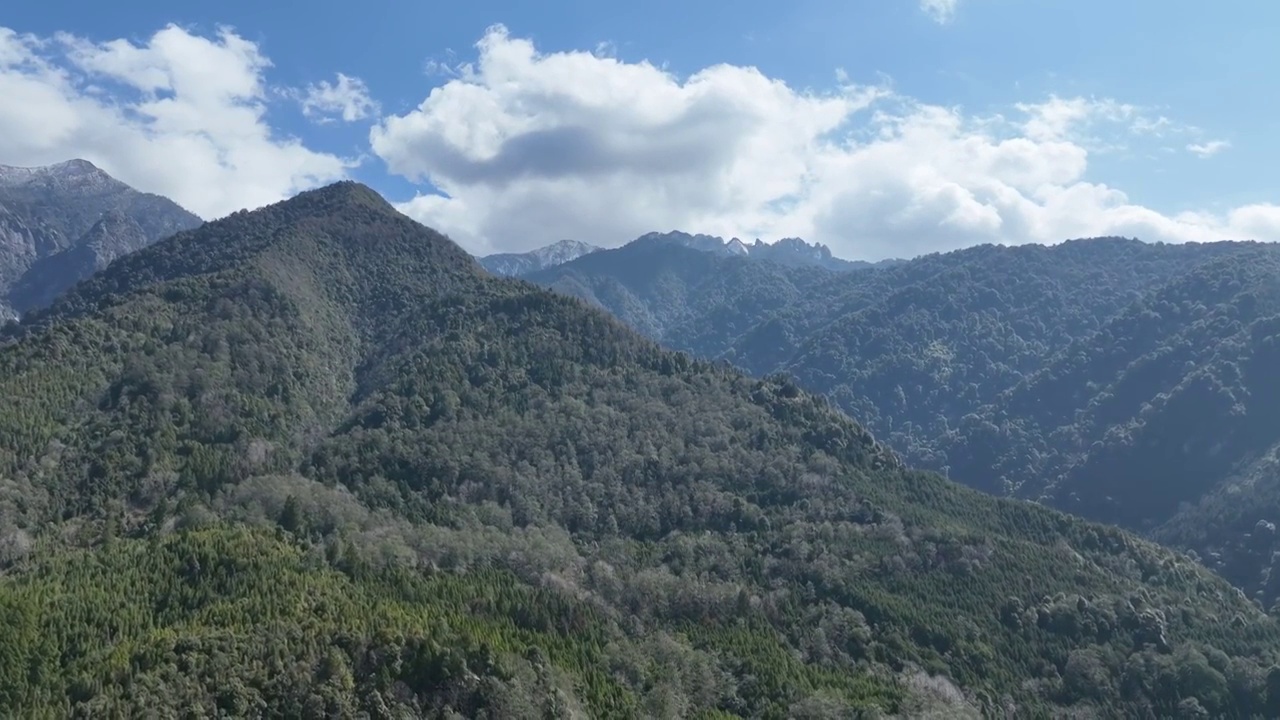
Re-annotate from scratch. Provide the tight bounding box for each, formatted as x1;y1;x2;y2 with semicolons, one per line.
479;238;603;276
622;230;861;271
0;158;120;191
544;238;592;252
12;177;479;334
273;180;394;215
1;161;203;319
634;230;726;250
49;158;102;175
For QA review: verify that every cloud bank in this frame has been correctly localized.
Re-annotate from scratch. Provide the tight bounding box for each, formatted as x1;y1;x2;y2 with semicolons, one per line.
2;22;1276;259
371;25;1280;258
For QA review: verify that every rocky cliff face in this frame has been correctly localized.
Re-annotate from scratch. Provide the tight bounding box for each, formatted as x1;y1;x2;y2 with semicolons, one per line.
0;159;202;319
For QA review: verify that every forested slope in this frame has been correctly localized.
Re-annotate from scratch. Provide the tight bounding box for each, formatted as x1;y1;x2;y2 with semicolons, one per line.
2;186;1279;717
530;237;1280;606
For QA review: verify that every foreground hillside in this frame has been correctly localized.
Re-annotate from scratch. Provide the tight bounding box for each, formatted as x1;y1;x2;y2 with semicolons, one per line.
530;237;1280;604
2;185;1279;717
0;159;202;320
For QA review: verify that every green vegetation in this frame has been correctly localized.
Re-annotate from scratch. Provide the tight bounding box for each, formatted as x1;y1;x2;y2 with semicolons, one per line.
3;183;1280;716
0;526;648;717
531;236;1280;607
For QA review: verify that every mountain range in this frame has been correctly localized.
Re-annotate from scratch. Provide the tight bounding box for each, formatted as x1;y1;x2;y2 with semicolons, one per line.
519;235;1280;609
479;231;894;278
3;182;1276;717
0;159;202;321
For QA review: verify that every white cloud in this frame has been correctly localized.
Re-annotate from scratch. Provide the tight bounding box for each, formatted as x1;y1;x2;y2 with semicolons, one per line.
1186;139;1230;159
298;72;379;123
920;0;960;24
371;25;1280;259
1015;95;1136;142
0;24;352;219
371;24;882;255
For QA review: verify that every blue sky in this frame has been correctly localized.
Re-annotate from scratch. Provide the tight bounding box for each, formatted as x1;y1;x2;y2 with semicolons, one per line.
2;0;1277;258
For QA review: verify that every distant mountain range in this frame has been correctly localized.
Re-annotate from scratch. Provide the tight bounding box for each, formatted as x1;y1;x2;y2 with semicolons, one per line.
0;159;202;320
478;231;899;277
625;231;897;272
479;239;602;276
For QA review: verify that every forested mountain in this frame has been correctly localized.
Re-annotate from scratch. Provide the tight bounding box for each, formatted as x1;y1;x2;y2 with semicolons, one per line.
529;236;1280;606
0;159;202;320
2;184;1277;717
529;239;847;343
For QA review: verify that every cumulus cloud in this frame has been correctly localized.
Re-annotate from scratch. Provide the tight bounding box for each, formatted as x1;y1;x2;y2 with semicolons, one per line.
0;24;352;219
371;24;882;255
920;0;960;24
1186;139;1230;159
298;72;379;123
372;25;1280;259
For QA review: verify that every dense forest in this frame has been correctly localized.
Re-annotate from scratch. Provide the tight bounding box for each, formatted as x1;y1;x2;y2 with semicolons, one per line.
2;184;1280;716
528;235;1280;607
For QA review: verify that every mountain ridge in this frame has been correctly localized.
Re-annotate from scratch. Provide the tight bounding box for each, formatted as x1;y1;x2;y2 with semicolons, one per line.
625;230;889;271
479;231;899;278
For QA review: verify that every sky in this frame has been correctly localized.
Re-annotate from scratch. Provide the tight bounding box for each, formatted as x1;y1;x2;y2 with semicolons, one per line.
2;0;1278;260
